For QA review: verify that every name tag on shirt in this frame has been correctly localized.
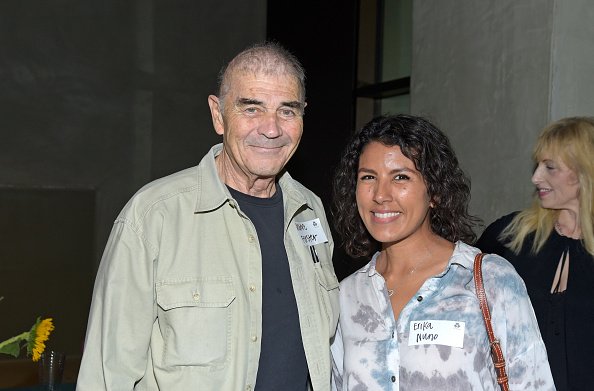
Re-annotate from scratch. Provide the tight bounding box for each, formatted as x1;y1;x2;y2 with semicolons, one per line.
408;320;465;348
295;218;328;246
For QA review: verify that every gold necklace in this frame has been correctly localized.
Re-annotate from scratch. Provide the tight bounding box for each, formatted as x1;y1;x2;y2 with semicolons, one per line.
555;221;581;239
385;255;432;297
554;221;564;236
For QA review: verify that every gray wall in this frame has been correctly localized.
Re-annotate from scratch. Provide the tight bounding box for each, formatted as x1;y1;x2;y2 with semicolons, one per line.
1;0;266;262
550;1;594;119
411;0;594;231
0;0;266;356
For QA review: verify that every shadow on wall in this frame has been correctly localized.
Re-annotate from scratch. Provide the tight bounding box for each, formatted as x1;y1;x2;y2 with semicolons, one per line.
0;187;95;358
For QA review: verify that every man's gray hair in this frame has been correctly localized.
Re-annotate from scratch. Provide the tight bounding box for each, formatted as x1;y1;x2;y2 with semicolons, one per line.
216;42;306;109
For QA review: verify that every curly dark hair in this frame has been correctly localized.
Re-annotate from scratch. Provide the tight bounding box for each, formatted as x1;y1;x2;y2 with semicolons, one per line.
332;114;480;258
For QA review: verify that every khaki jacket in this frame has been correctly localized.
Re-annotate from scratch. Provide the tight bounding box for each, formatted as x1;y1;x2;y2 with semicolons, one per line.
77;144;340;390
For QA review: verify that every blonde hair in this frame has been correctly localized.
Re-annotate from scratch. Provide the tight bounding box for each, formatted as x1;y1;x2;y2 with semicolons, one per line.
501;116;594;256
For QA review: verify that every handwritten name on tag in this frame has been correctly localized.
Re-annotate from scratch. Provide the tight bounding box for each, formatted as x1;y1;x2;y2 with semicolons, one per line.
295;218;328;246
408;320;465;348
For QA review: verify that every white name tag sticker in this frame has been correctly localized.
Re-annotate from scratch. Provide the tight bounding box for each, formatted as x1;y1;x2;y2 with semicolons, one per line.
295;218;328;246
408;320;465;348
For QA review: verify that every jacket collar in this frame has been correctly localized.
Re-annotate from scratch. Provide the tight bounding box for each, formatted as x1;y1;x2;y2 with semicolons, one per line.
193;143;309;213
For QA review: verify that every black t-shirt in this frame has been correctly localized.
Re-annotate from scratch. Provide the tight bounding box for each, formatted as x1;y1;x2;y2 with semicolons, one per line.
228;186;308;391
476;212;594;391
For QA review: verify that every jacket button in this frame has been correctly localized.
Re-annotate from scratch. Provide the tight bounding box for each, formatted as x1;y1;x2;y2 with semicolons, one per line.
193;293;200;301
391;375;396;382
417;296;423;302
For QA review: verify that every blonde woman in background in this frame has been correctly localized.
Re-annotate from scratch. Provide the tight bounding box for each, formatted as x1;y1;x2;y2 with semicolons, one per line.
477;116;594;391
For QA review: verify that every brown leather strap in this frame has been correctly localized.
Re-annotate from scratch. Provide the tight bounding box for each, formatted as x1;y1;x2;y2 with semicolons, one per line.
474;253;510;391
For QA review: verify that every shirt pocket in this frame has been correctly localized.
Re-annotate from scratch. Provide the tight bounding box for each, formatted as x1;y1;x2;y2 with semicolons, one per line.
156;277;235;367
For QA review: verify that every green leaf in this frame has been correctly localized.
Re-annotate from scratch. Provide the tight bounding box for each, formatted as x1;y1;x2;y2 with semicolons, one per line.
0;331;29;358
0;340;22;357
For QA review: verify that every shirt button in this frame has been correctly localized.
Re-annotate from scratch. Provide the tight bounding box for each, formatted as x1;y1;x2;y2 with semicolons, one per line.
417;296;423;302
246;386;252;391
251;335;258;342
391;375;396;382
248;234;255;243
192;293;200;301
249;285;256;292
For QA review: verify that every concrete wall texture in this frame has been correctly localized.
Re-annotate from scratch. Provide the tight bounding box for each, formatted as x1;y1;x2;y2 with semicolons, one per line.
0;0;266;356
411;0;594;230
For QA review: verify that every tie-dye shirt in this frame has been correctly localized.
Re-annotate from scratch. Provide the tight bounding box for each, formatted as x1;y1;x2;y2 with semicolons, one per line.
331;241;556;391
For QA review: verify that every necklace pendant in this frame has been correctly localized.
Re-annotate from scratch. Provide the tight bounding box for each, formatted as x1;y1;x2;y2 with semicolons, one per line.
554;221;563;236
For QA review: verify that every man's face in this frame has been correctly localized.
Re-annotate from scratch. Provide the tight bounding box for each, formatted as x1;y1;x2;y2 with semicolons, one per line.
208;70;305;189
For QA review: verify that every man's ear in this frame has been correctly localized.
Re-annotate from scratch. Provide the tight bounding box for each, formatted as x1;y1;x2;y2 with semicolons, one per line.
208;95;225;135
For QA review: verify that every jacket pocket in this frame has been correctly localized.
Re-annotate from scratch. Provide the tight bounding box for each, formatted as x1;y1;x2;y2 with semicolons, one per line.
156;277;235;367
313;264;340;335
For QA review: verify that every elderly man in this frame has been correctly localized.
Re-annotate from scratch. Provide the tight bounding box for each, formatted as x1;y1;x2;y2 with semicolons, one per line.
77;42;339;390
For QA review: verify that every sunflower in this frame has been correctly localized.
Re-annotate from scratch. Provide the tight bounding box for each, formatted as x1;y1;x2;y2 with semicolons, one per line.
0;317;55;361
27;318;55;362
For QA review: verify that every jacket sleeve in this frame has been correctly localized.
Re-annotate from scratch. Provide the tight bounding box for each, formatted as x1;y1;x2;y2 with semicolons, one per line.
76;221;156;390
330;321;344;391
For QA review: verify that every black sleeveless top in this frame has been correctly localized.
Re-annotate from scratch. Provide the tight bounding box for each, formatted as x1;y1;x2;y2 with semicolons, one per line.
476;212;594;391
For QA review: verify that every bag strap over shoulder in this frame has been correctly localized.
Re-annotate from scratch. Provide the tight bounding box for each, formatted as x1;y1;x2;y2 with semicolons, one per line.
474;252;510;391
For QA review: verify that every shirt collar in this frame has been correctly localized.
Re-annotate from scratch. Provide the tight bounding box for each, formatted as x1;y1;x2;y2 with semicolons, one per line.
356;240;479;278
449;241;480;270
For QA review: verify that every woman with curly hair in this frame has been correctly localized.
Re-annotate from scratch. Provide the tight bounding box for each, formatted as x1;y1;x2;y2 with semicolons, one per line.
476;117;594;391
330;114;555;390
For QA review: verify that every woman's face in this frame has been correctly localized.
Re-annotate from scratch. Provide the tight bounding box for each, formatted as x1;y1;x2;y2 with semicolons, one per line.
531;154;580;211
356;141;432;246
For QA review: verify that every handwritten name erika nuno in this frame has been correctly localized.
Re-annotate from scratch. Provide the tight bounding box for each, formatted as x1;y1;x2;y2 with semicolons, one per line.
413;321;438;343
408;319;465;348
